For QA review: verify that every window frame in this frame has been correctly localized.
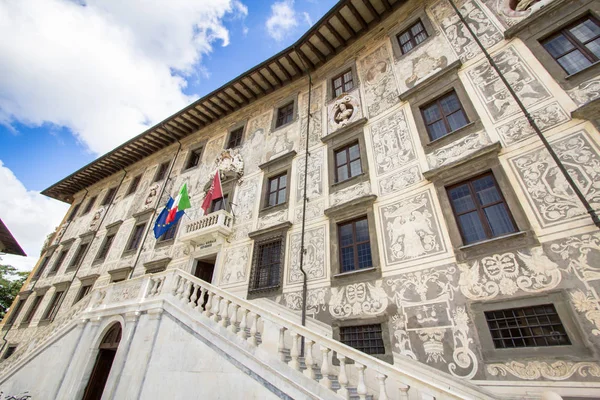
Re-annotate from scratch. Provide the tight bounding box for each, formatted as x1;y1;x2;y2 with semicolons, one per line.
67;203;81;221
157;218;180;243
265;173;288;208
73;284;93;304
323;125;370;195
226;126;245;149
66;241;90;271
420;90;470;142
271;95;298;132
34;252;54;279
126;175;142;196
334;141;363;183
258;151;294;215
397;19;430;55
210;194;229;214
331;68;355;99
471;292;591;361
102;187;117;206
124;222;147;254
95;233;116;262
41;289;66;322
446;172;518;245
183;145;204;171
388;11;436;60
82;195;98;215
21;294;44;325
48;248;70;275
337;216;373;273
154;161;170;182
6;299;26;325
275;102;295;129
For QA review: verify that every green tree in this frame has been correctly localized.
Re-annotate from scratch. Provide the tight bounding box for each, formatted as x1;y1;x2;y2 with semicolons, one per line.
0;264;29;319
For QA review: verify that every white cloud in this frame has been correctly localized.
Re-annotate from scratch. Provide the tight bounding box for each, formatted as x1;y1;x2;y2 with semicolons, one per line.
303;12;313;27
0;161;69;272
266;0;298;42
0;0;247;155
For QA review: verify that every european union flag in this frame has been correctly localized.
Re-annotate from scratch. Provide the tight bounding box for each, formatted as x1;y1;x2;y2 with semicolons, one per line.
153;197;184;239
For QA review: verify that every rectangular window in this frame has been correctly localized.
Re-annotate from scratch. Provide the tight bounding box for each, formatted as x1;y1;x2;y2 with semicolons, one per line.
421;91;469;141
126;223;146;252
42;290;66;321
154;161;170;182
6;299;25;325
67;242;89;270
275;102;294;128
74;285;93;304
95;234;115;261
338;217;372;273
227;127;244;149
332;69;354;98
67;204;81;221
334;142;362;183
250;239;282;291
102;187;117;206
447;173;517;245
34;255;52;278
340;324;385;355
397;20;429;54
22;295;44;324
485;304;571;348
185;148;202;170
542;16;600;75
266;174;287;207
158;219;180;242
82;195;97;215
50;249;69;274
210;194;229;213
126;175;141;196
3;346;17;360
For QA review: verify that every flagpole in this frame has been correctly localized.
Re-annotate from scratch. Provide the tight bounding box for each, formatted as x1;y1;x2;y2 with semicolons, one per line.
128;126;183;279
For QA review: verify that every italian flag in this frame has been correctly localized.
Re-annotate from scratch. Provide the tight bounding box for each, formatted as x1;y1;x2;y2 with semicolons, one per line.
166;183;191;224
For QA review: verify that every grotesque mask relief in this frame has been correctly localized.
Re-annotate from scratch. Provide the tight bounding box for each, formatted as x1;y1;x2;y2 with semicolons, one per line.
327;91;362;135
509;130;600;227
430;0;503;62
288;226;326;284
220;244;250;285
379;190;445;266
358;44;399;118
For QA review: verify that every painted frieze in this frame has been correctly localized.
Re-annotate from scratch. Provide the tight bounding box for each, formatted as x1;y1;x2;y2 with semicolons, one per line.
378;164;422;197
300;84;324;150
241;111;270;173
426;131;492;169
281;288;327;318
568;78;600;107
496;101;569;146
370;108;416;176
234;177;259;223
257;209;288;230
296;148;323;202
509;130;600;227
487;361;600;381
330;181;372;207
287;225;326;283
357;44;399;118
220;244;251;285
294;199;324;224
329;281;388;319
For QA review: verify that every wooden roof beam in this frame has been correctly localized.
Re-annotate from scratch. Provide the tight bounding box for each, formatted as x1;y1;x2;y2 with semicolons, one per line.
295;47;315;70
237;80;257;100
165;121;189;137
306;40;326;63
230;85;250;104
169;120;193;134
141;135;166;150
336;11;356;36
148;132;173;146
222;91;243;107
346;2;368;30
192;107;214;123
208;98;228;114
285;54;302;75
181;112;204;127
267;65;283;86
381;0;391;10
361;0;381;21
275;59;293;80
175;118;199;132
315;30;336;54
326;20;346;46
249;75;267;95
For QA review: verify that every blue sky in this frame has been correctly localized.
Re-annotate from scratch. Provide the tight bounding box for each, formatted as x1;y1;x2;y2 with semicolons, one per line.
0;0;337;271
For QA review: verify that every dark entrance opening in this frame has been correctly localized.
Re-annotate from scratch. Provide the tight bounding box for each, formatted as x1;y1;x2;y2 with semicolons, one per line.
82;323;122;400
193;257;216;310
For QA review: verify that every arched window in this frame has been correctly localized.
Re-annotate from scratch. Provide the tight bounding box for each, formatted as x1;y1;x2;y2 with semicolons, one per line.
82;323;122;400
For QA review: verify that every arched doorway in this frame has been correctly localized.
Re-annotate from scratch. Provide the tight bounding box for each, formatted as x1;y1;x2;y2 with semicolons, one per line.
82;323;122;400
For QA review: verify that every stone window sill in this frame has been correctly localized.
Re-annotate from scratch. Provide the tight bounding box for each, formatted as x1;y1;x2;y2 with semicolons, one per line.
154;239;175;249
260;202;288;215
566;61;600;80
458;231;527;251
333;267;376;279
332;172;366;188
425;121;476;149
272;118;297;134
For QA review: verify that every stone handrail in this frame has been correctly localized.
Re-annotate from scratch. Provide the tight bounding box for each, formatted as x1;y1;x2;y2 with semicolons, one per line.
165;270;496;400
185;209;232;234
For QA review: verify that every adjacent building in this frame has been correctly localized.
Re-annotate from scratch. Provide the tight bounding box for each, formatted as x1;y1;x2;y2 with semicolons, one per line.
1;0;600;398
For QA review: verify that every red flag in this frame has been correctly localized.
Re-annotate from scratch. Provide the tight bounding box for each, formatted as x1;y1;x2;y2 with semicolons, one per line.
201;170;223;214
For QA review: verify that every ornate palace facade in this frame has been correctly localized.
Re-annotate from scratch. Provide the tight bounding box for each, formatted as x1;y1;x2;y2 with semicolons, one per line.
1;0;600;398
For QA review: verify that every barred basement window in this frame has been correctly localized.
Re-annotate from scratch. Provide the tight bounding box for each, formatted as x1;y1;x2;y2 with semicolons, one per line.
484;304;571;348
542;16;600;75
227;127;244;149
3;346;16;360
154;161;170;182
340;324;385;355
82;195;98;215
275;102;294;128
43;290;66;321
332;69;354;98
126;175;141;196
250;239;282;292
397;19;429;55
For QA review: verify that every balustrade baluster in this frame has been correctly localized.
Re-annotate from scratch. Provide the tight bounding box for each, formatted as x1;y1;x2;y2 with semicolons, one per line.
289;332;300;371
247;313;258;346
195;287;206;312
398;384;410;400
175;278;185;301
319;347;332;389
355;363;367;400
376;373;388;400
203;292;214;318
172;275;181;296
228;304;239;333
337;355;349;399
219;299;230;327
303;340;315;379
211;295;221;322
238;309;249;339
189;283;199;307
278;327;287;362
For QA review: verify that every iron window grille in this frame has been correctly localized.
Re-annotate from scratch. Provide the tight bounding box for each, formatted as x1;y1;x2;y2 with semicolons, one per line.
22;295;44;324
334;142;362;183
43;290;66;321
82;195;97;215
447;172;517;245
95;233;116;261
249;238;283;292
227;127;244;148
126;175;141;196
340;324;385;355
542;16;600;75
275;102;294;128
338;217;373;273
154;161;170;182
397;20;429;55
332;69;354;98
421;90;469;141
484;304;571;348
266;174;287;207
